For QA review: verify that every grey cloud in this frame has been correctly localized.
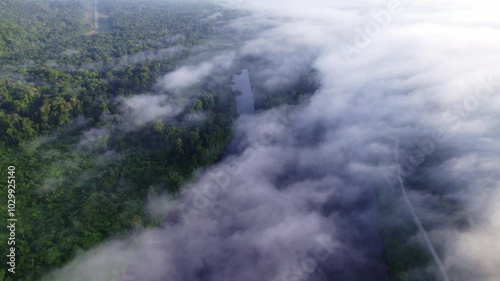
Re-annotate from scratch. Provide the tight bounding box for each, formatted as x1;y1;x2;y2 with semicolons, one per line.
46;0;500;280
158;52;236;92
117;94;184;130
78;127;111;149
60;49;79;56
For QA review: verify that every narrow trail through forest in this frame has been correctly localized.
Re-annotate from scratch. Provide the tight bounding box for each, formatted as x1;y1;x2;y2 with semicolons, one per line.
85;0;99;35
394;138;450;281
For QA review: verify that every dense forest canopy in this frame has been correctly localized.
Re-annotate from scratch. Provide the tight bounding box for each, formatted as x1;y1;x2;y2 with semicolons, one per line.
0;0;313;281
0;1;462;281
0;1;243;279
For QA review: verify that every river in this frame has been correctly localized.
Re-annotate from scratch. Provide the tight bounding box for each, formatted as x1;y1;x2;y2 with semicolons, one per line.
232;69;255;115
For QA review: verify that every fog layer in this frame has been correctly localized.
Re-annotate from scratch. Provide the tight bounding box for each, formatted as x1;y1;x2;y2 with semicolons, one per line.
45;1;500;281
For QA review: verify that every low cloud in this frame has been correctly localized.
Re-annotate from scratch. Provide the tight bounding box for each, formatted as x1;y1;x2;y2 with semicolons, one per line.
60;49;79;56
45;0;500;280
117;94;184;130
158;52;236;92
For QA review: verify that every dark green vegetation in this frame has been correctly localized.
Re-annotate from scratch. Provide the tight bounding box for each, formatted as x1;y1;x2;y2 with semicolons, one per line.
0;0;87;55
0;0;238;280
252;69;319;110
378;193;437;281
0;1;436;281
376;177;452;281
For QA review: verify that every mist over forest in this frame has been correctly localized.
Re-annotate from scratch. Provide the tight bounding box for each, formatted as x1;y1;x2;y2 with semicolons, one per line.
1;0;499;281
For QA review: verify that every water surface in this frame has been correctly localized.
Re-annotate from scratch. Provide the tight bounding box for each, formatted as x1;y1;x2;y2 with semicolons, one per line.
232;69;255;115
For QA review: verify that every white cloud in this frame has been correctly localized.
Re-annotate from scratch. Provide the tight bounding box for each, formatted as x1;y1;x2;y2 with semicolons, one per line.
159;52;236;92
46;0;500;280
